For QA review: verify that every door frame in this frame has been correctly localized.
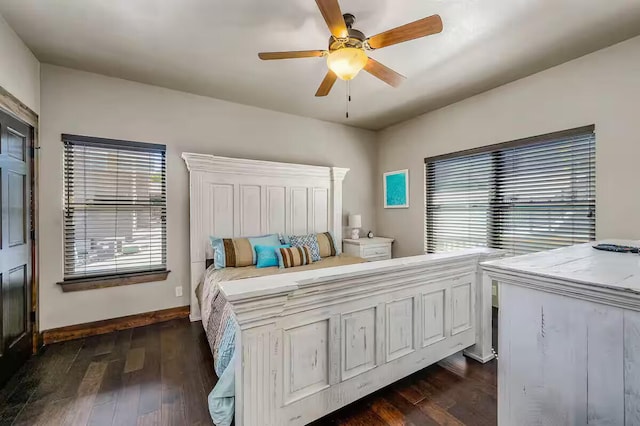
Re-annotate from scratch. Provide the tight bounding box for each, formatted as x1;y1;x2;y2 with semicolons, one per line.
0;85;39;353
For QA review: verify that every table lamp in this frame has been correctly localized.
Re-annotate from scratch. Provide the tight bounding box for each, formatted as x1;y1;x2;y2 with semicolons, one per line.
348;214;362;239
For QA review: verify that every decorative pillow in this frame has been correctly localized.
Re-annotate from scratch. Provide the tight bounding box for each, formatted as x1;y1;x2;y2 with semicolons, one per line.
210;234;280;269
210;237;227;269
289;234;321;261
316;232;337;258
248;234;281;264
276;246;314;268
222;237;254;267
329;231;342;255
255;244;290;268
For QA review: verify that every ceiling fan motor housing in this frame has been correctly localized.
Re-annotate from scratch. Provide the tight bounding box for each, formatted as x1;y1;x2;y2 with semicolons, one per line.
328;13;366;51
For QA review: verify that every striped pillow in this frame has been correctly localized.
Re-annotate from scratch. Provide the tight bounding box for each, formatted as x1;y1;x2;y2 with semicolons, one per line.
210;234;280;268
277;246;314;269
316;232;337;258
222;238;254;267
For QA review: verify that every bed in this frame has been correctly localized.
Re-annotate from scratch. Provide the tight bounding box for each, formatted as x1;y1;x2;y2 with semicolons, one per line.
182;153;502;426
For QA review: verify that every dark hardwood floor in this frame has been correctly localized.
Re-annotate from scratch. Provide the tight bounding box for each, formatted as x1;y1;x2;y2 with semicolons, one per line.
0;311;498;425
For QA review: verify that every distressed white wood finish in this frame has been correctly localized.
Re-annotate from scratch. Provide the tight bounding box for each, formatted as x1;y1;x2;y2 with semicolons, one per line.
451;281;472;336
266;186;286;234
385;297;415;362
290;188;308;235
181;153;349;321
341;307;376;380
624;310;640;425
421;289;446;347
463;265;497;362
284;319;330;404
223;248;502;426
484;241;640;425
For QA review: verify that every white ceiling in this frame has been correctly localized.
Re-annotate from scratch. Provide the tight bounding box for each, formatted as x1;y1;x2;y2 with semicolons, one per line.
2;0;640;130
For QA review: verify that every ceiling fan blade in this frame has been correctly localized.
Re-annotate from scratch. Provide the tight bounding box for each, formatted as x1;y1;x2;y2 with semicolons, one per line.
315;70;337;97
258;50;325;60
364;58;406;87
315;0;348;39
367;14;443;49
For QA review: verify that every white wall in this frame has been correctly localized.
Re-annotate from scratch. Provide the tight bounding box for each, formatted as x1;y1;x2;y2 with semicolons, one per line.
377;35;640;257
0;13;39;113
40;64;377;330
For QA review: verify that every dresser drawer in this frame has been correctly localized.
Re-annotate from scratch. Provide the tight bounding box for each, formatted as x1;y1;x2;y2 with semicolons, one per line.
362;245;391;258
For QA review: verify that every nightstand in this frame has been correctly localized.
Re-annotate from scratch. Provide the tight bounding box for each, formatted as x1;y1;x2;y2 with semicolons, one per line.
343;237;394;261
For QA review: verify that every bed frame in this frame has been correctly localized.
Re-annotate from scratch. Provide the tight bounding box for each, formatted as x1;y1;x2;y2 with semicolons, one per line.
182;153;349;321
182;153;501;426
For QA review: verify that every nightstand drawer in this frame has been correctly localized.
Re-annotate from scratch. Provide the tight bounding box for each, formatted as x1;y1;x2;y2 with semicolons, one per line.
362;245;391;258
366;255;391;262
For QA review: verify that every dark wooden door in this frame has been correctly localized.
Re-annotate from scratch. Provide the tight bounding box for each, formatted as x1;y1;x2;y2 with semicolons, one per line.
0;109;32;386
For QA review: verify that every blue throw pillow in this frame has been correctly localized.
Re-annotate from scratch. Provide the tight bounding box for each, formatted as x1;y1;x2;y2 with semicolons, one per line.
209;237;226;269
279;233;291;245
255;244;290;268
248;234;281;263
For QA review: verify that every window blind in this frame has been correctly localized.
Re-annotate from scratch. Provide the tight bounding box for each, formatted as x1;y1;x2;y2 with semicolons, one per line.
425;126;595;255
63;135;167;280
425;152;494;253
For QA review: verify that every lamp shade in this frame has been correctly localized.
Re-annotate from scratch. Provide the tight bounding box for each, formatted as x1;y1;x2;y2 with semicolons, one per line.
326;48;368;81
348;214;362;228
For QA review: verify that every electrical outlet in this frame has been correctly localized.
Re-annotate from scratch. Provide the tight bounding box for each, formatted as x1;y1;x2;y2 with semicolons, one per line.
175;286;183;297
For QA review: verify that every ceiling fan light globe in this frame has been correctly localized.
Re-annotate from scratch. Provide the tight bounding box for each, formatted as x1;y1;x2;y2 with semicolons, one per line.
326;47;368;81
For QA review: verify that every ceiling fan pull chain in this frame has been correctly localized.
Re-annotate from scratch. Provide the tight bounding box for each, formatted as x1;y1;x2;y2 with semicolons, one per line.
345;81;348;118
345;80;350;118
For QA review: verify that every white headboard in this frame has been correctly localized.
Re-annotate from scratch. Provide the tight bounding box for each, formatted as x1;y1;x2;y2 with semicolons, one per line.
181;153;349;320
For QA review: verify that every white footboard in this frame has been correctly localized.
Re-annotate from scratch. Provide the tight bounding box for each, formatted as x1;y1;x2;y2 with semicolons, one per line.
220;249;502;426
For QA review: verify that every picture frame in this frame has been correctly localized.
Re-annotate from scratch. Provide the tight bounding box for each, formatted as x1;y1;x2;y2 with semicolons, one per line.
383;169;409;208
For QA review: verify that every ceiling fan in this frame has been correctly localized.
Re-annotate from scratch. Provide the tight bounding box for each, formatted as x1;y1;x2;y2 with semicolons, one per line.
258;0;443;97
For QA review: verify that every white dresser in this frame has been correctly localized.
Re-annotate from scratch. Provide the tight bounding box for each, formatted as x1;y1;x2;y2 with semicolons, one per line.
482;241;640;425
343;237;394;261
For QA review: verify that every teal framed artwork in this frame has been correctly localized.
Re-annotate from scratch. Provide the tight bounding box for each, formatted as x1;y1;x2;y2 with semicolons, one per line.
383;169;409;208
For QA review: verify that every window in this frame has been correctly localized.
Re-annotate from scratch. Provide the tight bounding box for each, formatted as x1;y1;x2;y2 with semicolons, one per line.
425;126;595;255
62;134;167;283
